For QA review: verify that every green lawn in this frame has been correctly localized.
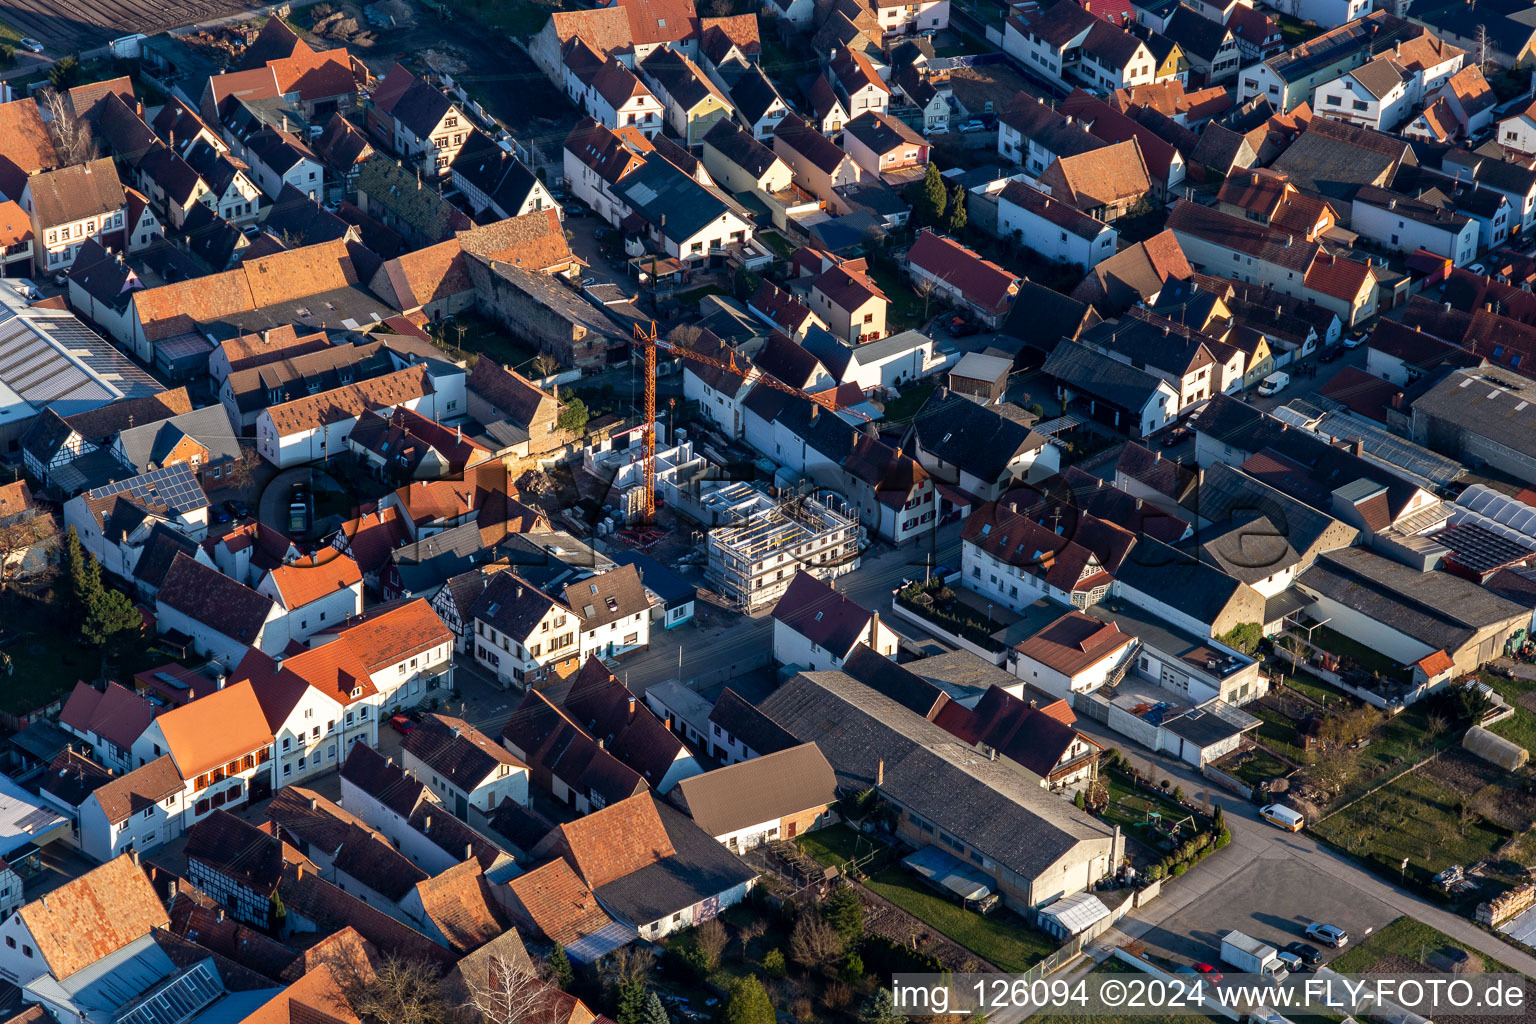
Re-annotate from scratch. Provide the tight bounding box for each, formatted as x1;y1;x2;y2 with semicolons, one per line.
1480;673;1536;752
866;261;926;332
799;825;1054;973
0;19;23;48
438;0;553;36
759;231;796;261
864;866;1057;972
1216;745;1292;790
882;380;937;423
1250;702;1311;763
442;310;540;372
1306;623;1409;682
1331;916;1515;975
1312;768;1510;885
1273;13;1320;44
798;823;890;869
673;284;725;309
1100;776;1206;853
1281;669;1355;710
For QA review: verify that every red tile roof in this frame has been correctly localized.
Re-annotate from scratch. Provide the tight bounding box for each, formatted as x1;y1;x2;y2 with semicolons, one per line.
16;854;169;977
410;859;505;954
905;229;1019;316
265;553;362;610
545;792;674;888
1013;610;1133;676
157;680;275;779
500;857;615;946
60;680;156;752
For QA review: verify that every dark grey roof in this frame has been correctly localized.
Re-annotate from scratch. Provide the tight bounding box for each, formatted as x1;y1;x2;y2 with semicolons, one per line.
592;799;758;925
469;572;569;641
617;153;734;246
115;406;241;475
1413;368;1536;460
1192;461;1355;560
669;743;836;836
913;390;1047;484
1297;547;1528;653
1114;536;1252;627
1160;4;1232;61
703;119;780;179
720;63;786;127
1040;340;1170;413
451;130;545;219
262;184;354;247
132;523;200;590
758;670;1117;881
1160;705;1246;748
707;687;798;757
840;645;948;718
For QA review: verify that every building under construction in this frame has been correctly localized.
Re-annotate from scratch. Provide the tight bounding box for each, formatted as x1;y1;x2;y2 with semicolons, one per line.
704;483;861;613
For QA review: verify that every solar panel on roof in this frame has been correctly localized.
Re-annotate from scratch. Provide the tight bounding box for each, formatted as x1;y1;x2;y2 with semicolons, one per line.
116;960;223;1024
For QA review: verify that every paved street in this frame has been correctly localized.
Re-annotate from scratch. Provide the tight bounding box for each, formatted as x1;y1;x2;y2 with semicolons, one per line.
1082;726;1536;978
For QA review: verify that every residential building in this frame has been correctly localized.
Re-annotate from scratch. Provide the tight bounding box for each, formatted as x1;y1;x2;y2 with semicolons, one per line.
469;572;580;688
1008;610;1140;701
1350;185;1477;265
912;390;1059;498
368;63;469;175
401;713;529;817
1040;340;1179;437
22;159;127;273
996;180;1118;270
808;263;888;342
771;571;898;671
639;47;734;146
904;230;1020;327
702;483;861;612
1037;140;1153;222
668;742;837;851
565;563;652;661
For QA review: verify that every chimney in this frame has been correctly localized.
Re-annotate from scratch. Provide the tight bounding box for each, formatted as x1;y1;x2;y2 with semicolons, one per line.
628;694;637;714
1154;448;1161;462
809;404;820;422
308;796;317;810
424;814;432;830
128;849;139;866
216;908;225;922
1352;440;1364;457
868;609;880;649
466;844;474;861
876;757;884;786
295;862;303;881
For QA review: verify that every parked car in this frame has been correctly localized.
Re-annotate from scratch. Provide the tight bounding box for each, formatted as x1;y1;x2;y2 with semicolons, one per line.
947;315;979;337
1319;345;1343;362
1342;332;1367;349
19;38;43;52
223;499;251;520
1304;923;1348;948
241;223;261;237
1194;964;1223;982
389;713;416;734
563;202;585;217
1283;942;1324;967
958;119;986;132
1160;425;1191;448
211;506;232;524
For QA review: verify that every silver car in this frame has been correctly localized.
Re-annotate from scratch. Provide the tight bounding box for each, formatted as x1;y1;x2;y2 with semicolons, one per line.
1305;923;1349;948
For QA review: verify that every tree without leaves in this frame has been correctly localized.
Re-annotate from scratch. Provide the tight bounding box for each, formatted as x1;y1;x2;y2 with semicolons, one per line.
349;955;458;1024
41;88;96;167
600;947;655;992
0;506;55;590
694;918;727;969
462;948;568;1024
788;912;844;972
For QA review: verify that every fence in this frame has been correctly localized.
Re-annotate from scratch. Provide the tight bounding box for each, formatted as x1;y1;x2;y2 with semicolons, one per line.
1201;761;1255;798
1272;645;1397;710
888;600;1007;665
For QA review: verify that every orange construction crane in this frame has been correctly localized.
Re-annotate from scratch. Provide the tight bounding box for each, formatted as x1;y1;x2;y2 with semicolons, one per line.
631;321;870;525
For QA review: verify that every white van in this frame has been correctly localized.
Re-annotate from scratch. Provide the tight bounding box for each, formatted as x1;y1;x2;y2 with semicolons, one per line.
1260;803;1304;831
1257;371;1289;396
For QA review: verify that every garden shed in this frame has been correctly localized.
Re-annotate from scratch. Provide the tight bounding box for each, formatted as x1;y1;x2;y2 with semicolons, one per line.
1463;725;1528;770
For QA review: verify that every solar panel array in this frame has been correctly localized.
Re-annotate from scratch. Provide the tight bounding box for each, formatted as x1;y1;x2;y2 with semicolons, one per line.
1437;522;1536;574
87;463;209;515
116;961;222;1024
0;315;95;405
34;316;163;399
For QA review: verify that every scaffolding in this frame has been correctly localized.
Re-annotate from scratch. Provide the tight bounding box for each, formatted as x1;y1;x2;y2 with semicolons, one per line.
705;486;861;612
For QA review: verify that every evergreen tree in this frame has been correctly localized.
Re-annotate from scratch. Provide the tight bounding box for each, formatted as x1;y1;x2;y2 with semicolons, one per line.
616;980;649;1024
549;944;575;989
823;884;865;945
81;585;141;650
947;185;968;234
723;978;775;1024
65;526;92;614
860;989;903;1024
642;991;670;1024
910;163;947;227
